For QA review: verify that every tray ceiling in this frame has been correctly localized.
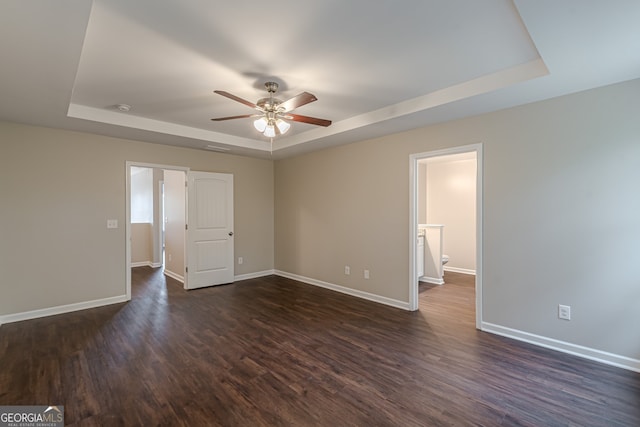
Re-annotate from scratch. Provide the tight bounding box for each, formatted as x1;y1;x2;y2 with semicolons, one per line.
1;0;639;158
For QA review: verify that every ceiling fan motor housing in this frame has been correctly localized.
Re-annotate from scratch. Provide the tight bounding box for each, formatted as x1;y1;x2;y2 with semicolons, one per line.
259;82;283;112
257;97;283;112
265;81;279;93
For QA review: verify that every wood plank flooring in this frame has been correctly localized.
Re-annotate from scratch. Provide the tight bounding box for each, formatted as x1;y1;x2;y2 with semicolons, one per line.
1;268;639;426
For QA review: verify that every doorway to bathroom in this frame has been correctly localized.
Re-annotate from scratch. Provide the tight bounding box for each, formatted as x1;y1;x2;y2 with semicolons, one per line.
409;144;483;328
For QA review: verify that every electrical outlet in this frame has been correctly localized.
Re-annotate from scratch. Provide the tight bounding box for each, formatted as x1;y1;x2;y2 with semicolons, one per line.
238;257;243;265
168;253;172;262
364;269;370;279
344;266;350;275
106;219;118;229
558;304;571;320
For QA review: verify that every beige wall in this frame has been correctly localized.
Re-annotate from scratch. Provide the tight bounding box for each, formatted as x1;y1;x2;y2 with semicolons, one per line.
275;78;640;360
131;223;153;264
130;166;154;266
417;163;427;224
426;158;476;272
1;79;639;361
163;169;186;280
0;122;274;316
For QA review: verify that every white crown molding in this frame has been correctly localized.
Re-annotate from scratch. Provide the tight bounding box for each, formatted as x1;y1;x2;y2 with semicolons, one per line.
274;58;548;151
67;103;269;152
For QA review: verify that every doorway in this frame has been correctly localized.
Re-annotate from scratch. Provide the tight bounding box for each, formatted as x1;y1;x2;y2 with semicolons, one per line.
126;162;189;299
409;144;483;328
125;162;235;299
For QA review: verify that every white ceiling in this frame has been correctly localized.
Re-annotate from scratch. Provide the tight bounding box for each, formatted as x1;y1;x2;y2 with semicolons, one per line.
1;0;639;159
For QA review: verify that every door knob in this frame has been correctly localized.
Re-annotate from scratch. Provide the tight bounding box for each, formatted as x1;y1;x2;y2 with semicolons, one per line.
228;231;234;236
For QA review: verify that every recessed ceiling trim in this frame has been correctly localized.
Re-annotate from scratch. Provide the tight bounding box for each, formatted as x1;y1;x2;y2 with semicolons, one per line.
273;58;549;152
204;144;231;151
67;57;548;155
4;1;640;160
67;103;269;151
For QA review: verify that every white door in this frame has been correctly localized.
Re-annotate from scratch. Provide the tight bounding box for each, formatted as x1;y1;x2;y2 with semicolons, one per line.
186;171;234;289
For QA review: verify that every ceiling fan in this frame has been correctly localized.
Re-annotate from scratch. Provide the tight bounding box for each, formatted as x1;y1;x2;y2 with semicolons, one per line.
211;82;332;138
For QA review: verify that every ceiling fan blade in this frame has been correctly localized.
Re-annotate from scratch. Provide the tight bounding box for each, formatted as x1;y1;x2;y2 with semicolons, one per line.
214;90;260;110
210;114;257;121
285;113;332;127
278;92;318;112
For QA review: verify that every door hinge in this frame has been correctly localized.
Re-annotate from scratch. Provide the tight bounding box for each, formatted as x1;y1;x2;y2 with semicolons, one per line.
185;224;188;230
186;267;188;273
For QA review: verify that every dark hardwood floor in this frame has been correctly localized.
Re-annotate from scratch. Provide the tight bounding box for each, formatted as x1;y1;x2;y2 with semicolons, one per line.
1;268;638;426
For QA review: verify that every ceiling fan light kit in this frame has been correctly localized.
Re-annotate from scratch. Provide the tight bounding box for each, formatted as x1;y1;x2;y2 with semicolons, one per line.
263;122;276;138
275;119;290;134
212;81;331;139
253;116;268;132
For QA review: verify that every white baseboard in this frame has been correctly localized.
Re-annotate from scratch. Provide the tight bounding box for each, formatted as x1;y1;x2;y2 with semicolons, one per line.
131;261;163;268
274;270;411;311
5;275;635;374
0;268;274;326
443;266;476;275
482;322;640;373
163;269;184;283
419;276;444;285
0;294;129;326
235;269;275;281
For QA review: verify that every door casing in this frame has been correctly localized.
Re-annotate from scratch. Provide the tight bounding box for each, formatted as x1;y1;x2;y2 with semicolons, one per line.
408;143;483;329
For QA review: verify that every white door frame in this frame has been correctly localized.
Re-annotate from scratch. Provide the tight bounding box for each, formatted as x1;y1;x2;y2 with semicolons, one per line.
125;161;190;300
408;143;483;329
158;179;164;268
